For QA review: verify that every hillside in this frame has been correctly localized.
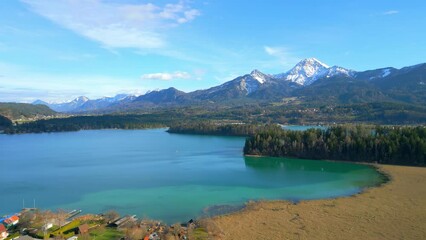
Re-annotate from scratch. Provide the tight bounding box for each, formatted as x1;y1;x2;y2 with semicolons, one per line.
0;102;57;121
0;115;13;130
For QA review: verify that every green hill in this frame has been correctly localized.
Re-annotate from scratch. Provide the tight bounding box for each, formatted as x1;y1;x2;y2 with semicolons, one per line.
0;102;57;121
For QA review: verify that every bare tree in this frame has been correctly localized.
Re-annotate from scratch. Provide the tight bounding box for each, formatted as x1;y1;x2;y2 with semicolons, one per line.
104;210;120;223
125;226;146;240
55;209;68;239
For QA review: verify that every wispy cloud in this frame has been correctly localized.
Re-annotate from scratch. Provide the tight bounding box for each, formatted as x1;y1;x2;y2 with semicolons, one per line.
0;61;150;102
382;10;399;15
141;71;191;81
21;0;200;50
264;46;299;69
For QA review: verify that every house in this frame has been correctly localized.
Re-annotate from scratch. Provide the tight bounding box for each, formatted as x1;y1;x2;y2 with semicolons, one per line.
0;224;8;240
3;215;19;228
78;223;89;234
42;223;53;231
149;232;160;240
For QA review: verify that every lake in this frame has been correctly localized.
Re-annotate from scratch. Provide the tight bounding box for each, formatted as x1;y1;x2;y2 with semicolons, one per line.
0;129;384;223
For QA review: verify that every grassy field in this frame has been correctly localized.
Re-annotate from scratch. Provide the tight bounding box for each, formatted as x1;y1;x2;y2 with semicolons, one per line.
89;227;124;240
190;227;209;240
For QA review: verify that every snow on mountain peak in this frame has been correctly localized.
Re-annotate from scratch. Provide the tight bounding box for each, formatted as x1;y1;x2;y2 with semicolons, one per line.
277;58;330;85
274;58;353;86
301;58;329;68
326;66;355;78
74;96;89;103
249;69;268;84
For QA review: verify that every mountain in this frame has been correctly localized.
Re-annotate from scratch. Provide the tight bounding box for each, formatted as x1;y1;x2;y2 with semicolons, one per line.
274;58;354;86
33;94;136;113
77;94;136;112
293;62;426;105
31;59;426;112
133;88;189;106
33;96;89;112
188;70;274;102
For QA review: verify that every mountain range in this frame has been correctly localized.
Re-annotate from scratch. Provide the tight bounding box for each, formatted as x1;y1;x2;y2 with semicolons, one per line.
33;58;426;113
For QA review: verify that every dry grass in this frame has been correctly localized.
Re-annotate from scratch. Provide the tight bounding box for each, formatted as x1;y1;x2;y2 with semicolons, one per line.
211;165;426;240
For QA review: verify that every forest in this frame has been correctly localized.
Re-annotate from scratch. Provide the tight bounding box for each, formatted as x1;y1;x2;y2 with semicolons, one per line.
3;115;168;134
244;125;426;166
167;122;281;136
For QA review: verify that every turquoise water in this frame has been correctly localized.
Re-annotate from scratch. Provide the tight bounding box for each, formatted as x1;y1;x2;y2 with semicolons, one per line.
0;129;383;223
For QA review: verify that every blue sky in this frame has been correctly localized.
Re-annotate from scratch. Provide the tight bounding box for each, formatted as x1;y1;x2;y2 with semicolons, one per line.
0;0;425;102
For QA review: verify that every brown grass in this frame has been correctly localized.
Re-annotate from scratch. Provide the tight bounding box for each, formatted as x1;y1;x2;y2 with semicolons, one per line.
210;164;426;240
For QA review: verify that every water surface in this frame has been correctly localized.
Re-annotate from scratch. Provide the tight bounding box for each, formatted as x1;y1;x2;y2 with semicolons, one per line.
0;129;383;223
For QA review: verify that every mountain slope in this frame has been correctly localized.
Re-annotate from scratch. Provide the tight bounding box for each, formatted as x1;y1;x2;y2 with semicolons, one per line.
189;70;273;102
33;96;89;112
0;115;13;130
274;58;354;86
76;94;136;112
0;102;57;120
133;88;190;106
33;94;137;113
371;63;426;104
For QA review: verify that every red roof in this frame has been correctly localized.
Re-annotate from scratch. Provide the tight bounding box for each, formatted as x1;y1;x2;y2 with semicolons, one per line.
4;215;19;224
78;224;89;234
0;224;6;232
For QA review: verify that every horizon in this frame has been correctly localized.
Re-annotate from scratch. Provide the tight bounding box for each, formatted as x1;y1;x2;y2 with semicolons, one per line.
1;0;426;102
21;57;426;104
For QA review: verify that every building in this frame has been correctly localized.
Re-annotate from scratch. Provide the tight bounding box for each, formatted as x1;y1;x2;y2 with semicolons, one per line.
78;224;89;234
0;224;8;240
42;223;53;231
3;215;19;228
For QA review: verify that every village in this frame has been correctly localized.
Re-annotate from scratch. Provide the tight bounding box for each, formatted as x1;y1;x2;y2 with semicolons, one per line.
0;208;215;240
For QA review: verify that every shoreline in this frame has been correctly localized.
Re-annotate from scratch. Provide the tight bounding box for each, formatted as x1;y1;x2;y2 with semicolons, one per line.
210;164;426;239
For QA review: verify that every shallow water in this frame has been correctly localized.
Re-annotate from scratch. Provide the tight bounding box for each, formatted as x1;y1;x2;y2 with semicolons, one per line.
0;129;383;223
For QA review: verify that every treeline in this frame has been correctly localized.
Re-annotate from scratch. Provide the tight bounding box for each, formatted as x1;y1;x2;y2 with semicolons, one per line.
167;122;281;136
3;115;168;134
0;115;13;130
244;125;426;166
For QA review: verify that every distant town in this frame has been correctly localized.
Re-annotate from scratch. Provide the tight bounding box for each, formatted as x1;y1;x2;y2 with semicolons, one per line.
0;208;211;240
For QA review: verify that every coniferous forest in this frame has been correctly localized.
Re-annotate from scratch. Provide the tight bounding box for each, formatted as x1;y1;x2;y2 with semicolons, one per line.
244;125;426;166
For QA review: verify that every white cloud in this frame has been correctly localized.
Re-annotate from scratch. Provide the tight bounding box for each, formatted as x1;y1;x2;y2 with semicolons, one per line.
21;0;200;49
0;61;149;102
141;71;191;81
382;10;399;15
264;46;299;68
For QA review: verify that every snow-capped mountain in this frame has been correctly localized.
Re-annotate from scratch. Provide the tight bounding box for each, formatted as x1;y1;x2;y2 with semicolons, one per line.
188;69;272;101
71;96;89;105
32;96;89;112
250;69;269;84
97;94;136;103
30;58;426;112
275;58;354;86
76;94;137;112
237;70;271;94
33;94;136;112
